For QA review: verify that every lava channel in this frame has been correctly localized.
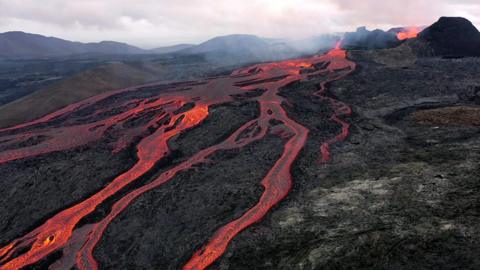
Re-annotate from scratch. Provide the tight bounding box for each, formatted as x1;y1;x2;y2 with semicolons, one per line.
0;45;355;270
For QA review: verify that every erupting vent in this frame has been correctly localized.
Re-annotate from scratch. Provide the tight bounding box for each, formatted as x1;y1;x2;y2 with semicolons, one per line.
397;27;421;40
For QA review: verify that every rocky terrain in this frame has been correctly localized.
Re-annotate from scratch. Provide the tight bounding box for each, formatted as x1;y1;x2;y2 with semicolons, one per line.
0;16;479;270
210;51;480;270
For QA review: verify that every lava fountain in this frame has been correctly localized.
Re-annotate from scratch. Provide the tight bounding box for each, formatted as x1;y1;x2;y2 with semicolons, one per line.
397;26;421;40
0;44;355;270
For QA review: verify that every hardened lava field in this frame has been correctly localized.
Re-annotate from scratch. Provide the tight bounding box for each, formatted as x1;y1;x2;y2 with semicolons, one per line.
0;47;355;270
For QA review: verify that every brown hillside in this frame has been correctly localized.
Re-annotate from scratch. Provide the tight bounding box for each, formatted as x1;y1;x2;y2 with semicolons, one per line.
0;62;163;128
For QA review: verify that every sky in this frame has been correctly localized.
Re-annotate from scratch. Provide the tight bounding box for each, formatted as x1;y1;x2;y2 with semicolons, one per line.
0;0;479;49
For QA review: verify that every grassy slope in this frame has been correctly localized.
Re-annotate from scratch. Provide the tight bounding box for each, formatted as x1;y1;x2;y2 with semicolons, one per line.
0;62;164;128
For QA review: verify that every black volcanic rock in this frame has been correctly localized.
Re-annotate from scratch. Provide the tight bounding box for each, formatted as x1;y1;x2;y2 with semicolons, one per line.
418;17;480;57
342;26;401;50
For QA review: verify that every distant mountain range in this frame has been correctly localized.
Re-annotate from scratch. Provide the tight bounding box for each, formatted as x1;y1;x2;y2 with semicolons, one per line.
0;31;147;58
4;18;479;61
0;31;199;59
0;31;337;61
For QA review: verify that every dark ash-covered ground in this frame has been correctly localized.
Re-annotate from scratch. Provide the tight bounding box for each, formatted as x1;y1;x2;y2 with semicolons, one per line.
1;50;480;270
207;54;480;269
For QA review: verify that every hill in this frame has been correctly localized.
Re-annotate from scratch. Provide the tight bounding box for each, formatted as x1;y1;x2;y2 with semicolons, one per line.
418;17;480;57
179;34;298;64
0;55;233;128
149;44;195;54
0;31;146;58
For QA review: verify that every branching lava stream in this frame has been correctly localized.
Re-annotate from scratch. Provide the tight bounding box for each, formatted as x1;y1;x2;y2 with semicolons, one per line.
0;45;355;270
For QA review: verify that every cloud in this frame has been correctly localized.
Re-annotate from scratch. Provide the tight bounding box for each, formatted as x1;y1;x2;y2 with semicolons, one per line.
0;0;478;48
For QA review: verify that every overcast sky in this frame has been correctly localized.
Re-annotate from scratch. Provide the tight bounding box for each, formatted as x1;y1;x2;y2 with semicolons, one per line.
0;0;479;49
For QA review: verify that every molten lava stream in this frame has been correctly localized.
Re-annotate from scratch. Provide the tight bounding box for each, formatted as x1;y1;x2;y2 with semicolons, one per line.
0;82;165;134
183;102;308;270
0;103;210;270
0;43;356;270
183;45;356;270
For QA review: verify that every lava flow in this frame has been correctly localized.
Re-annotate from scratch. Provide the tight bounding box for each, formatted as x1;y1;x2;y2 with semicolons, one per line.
397;26;421;40
0;44;355;270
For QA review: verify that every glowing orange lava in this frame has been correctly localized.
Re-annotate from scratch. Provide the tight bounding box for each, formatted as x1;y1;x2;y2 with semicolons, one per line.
397;27;421;40
0;45;355;270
